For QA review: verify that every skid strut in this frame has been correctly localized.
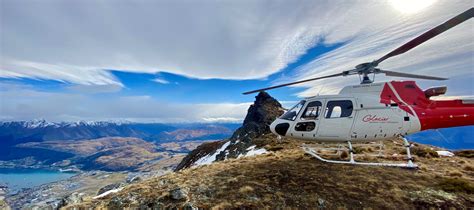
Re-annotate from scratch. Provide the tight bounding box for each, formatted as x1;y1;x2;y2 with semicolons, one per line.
302;138;418;169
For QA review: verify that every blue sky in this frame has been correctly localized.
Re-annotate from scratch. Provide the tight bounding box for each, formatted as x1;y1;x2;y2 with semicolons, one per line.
0;0;473;123
110;42;343;104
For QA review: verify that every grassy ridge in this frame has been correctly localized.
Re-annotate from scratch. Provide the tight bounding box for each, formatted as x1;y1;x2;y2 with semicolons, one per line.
69;135;474;209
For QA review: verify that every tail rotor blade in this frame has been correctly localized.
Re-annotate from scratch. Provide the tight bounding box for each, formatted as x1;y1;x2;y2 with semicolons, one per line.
380;70;448;80
374;7;474;65
242;72;345;95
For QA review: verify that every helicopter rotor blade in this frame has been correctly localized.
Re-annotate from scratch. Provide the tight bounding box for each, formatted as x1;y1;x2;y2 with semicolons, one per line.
380;70;448;80
374;7;474;65
242;72;345;95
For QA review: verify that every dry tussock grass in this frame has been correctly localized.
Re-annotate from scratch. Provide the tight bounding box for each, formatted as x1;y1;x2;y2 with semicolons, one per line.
69;136;474;209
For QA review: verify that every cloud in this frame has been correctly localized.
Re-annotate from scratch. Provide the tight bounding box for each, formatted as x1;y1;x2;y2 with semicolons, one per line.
0;0;330;85
0;83;250;122
202;117;242;123
0;59;123;86
151;78;170;84
0;0;472;104
281;1;473;97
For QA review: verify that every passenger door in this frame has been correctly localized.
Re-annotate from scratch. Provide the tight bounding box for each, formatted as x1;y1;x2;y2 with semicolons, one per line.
290;101;323;139
317;99;355;141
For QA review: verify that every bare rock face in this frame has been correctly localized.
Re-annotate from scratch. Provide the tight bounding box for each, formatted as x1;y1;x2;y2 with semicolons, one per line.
175;92;284;170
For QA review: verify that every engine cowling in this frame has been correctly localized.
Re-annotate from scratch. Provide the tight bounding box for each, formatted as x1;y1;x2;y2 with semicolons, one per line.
424;86;447;99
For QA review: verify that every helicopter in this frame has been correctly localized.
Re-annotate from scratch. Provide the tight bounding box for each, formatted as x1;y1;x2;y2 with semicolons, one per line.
243;8;474;168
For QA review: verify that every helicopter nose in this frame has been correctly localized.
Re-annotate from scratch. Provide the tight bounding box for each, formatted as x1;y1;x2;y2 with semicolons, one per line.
270;119;290;136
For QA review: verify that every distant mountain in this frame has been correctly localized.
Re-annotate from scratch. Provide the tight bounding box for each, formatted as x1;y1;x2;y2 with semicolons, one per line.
0;120;239;162
0;120;172;143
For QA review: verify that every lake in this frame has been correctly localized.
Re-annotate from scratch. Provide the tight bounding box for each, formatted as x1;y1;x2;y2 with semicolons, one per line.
0;168;76;194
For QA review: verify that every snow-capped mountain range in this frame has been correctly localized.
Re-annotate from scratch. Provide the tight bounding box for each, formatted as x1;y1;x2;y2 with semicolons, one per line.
0;119;132;129
0;119;239;142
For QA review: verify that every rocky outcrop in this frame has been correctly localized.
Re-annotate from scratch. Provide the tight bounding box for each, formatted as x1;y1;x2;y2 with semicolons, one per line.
231;91;284;142
174;141;227;171
175;92;284;170
97;183;125;196
170;188;188;200
60;192;85;207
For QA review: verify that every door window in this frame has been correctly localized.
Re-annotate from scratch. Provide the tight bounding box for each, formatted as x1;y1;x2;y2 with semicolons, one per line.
295;122;316;132
325;100;353;118
301;101;322;120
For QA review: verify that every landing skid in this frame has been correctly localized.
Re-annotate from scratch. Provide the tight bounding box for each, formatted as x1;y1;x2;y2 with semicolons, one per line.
302;138;418;169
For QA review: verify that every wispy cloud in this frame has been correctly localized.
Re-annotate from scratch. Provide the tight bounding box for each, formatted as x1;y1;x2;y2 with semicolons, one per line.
202;117;242;123
151;78;170;84
0;83;250;122
280;1;473;97
2;1;470;94
2;1;471;89
1;0;328;85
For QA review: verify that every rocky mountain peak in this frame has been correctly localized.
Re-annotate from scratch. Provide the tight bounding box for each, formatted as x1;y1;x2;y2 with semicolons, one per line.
244;91;282;124
175;91;284;170
231;91;283;142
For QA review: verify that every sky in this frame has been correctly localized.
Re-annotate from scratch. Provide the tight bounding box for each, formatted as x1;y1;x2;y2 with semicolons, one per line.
0;0;473;123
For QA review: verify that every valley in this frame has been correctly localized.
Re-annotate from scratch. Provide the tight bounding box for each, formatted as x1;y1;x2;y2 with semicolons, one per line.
0;121;238;209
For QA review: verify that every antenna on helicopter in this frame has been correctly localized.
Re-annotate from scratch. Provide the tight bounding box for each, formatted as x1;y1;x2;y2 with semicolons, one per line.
243;7;473;95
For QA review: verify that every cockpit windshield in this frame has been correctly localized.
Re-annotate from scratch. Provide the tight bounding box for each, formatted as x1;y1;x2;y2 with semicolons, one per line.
280;100;305;121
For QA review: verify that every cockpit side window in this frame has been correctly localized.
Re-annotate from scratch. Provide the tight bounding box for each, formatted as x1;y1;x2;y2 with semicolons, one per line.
280;100;306;121
300;101;322;120
325;100;353;118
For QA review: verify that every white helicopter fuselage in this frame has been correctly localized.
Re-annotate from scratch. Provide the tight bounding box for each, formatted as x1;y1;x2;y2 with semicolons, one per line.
270;81;474;142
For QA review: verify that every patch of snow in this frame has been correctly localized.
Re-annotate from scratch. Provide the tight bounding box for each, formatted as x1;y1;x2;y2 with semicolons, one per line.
246;145;256;151
245;147;268;157
93;187;124;199
436;151;455;157
237;145;269;158
193;141;231;167
24;119;54;128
